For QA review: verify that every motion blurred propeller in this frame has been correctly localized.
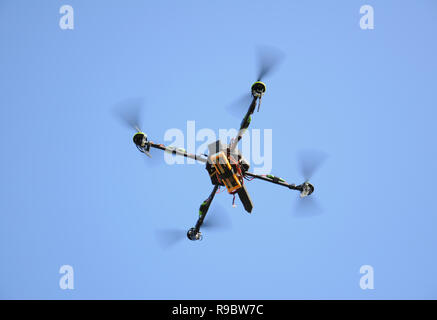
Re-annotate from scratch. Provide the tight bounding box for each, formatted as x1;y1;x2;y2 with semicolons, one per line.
297;149;328;182
113;97;144;133
227;46;285;117
113;98;163;165
155;204;232;249
256;45;285;82
293;149;328;217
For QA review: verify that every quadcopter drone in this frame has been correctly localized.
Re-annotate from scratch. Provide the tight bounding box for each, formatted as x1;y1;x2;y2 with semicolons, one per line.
117;48;323;242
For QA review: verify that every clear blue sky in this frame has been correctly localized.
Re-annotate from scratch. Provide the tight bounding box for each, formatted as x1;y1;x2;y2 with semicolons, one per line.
1;0;436;299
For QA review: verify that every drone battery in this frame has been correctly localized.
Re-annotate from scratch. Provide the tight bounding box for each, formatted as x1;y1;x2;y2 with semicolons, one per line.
237;184;253;213
210;151;242;194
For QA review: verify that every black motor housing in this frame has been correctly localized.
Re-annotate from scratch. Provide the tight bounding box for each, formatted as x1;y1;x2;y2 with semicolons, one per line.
133;132;147;147
187;228;201;241
251;81;266;97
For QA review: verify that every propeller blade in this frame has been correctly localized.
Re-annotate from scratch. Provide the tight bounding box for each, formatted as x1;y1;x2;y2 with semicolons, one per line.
141;152;163;167
297;149;329;181
256;45;285;81
293;196;324;218
113;97;144;132
289;149;328;217
226;46;284;117
202;204;232;231
154;228;186;249
225;93;253;118
113;97;164;167
155;206;231;248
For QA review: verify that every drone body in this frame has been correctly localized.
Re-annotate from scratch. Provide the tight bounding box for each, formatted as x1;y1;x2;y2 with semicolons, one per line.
130;80;314;241
117;48;325;242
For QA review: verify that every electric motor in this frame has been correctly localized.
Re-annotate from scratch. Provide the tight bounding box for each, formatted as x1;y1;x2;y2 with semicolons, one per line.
187;228;202;241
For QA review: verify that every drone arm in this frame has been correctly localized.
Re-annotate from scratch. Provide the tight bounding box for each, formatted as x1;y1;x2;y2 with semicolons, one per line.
230;96;258;151
147;141;208;163
244;172;302;191
194;184;219;233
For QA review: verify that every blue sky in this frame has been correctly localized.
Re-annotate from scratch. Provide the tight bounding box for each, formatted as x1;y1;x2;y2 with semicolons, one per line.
1;0;436;299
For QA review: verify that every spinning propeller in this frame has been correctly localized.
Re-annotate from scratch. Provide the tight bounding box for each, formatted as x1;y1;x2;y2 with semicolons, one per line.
255;45;285;82
113;97;144;133
294;149;329;217
227;46;285;117
113;98;154;159
155;204;232;248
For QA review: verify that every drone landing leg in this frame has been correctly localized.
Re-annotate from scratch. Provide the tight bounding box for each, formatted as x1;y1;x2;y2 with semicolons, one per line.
187;184;219;241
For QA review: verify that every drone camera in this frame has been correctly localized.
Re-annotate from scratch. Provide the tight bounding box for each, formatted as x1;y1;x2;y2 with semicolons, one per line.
251;81;266;97
187;228;202;241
